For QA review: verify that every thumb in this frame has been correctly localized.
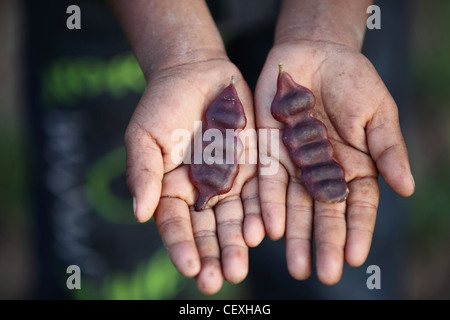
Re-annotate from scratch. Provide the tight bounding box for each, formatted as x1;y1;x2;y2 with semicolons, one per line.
366;99;415;197
125;123;164;222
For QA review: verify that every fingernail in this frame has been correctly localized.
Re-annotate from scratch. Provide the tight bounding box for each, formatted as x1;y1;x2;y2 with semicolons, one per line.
133;197;137;219
411;174;415;188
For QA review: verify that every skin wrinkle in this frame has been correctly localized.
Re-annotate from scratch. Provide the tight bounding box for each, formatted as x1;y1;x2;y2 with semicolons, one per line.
164;238;196;251
193;229;216;239
216;218;243;227
241;190;259;201
156;214;190;236
366;111;398;142
147;55;230;84
315;211;346;221
259;150;294;176
314;241;345;257
259;199;286;207
366;119;389;138
214;194;242;207
372;144;404;177
286;234;312;244
346;224;375;236
197;257;221;273
243;211;262;219
160;193;194;209
220;243;247;256
286;202;312;214
198;256;221;267
347;197;378;211
258;175;288;188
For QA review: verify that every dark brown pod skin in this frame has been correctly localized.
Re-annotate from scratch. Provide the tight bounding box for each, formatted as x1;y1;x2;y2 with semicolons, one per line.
190;78;247;211
271;63;349;203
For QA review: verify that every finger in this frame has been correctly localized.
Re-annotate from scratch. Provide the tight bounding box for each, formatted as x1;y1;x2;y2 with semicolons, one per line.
241;176;265;247
190;207;223;295
154;197;200;278
314;201;347;285
285;178;313;280
345;177;379;267
367;100;415;197
125;124;163;222
258;158;288;240
215;196;248;284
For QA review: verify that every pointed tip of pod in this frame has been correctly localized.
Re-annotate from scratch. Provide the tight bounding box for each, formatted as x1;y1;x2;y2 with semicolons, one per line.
274;64;299;99
275;65;314;102
278;62;284;73
230;75;237;86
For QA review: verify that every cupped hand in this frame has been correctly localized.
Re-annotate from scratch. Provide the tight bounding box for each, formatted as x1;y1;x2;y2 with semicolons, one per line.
254;40;415;285
125;58;263;294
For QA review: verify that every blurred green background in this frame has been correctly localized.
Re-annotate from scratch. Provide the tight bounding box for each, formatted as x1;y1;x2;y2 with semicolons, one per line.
1;0;450;299
406;0;450;298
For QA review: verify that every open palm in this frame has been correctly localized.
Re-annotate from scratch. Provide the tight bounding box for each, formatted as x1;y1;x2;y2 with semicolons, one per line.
125;59;262;294
255;41;414;285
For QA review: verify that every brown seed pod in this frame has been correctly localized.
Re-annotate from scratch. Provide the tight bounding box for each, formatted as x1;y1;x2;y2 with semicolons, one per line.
190;77;247;211
271;63;349;203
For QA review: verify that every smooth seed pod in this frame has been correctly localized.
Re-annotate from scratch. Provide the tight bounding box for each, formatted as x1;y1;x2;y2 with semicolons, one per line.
271;63;349;203
190;77;247;211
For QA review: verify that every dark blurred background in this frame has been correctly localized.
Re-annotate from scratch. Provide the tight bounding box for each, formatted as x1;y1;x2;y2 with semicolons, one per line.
1;0;449;299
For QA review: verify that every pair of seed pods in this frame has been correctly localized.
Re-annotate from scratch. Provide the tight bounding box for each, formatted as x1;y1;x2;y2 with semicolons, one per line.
190;63;349;211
